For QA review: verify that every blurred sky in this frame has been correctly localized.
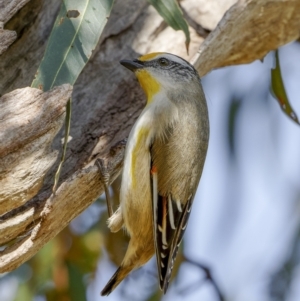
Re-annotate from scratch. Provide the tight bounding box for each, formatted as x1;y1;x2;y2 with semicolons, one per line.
88;41;300;301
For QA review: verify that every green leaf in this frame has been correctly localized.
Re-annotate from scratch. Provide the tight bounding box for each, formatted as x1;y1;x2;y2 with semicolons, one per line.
147;0;190;53
271;50;300;125
32;0;115;192
227;98;241;158
32;0;114;91
52;98;71;193
67;262;87;301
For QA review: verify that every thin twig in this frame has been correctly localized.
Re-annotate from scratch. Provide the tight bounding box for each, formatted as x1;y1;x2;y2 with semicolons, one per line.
180;256;225;301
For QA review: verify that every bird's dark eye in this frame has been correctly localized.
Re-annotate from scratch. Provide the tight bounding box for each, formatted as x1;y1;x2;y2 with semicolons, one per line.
158;58;170;67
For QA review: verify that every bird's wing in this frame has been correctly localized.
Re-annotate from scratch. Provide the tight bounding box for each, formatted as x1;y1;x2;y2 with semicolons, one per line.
151;164;194;293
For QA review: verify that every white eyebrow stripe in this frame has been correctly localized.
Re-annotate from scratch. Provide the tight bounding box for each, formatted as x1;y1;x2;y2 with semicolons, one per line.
162;224;168;246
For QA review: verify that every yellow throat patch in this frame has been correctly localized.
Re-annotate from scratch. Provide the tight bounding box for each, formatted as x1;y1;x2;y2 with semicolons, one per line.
135;70;160;103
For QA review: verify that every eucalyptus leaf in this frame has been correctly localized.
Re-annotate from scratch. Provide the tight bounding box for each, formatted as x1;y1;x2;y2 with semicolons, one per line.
271;50;299;125
147;0;190;52
32;0;115;192
32;0;114;91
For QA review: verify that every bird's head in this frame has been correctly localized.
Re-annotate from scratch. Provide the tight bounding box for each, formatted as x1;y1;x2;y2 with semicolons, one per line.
120;52;200;102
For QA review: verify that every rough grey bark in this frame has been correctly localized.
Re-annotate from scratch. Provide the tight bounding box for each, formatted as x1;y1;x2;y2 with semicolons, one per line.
0;0;31;23
0;85;72;215
192;0;300;76
0;0;31;54
0;0;299;272
0;28;16;55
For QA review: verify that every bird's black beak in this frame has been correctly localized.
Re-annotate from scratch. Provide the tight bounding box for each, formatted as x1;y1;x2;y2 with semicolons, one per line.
120;59;144;72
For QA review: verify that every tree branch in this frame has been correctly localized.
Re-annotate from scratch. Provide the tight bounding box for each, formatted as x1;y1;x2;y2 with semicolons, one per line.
192;0;300;76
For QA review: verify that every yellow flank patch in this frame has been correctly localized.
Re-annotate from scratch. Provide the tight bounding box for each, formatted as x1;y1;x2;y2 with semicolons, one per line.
139;52;164;61
136;70;160;103
131;127;149;188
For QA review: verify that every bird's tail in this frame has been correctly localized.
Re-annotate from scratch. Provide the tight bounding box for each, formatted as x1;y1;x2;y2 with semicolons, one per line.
101;264;133;296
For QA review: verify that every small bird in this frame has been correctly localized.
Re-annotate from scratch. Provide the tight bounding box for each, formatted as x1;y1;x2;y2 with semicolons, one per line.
101;52;209;295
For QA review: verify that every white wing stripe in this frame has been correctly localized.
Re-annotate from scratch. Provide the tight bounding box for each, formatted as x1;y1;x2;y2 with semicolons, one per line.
176;200;182;212
168;195;176;230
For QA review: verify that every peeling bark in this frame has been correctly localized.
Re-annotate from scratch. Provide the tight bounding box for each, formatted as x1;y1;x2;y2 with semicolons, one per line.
193;0;300;76
0;0;31;24
0;0;32;55
0;141;125;272
0;29;16;55
0;85;72;216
